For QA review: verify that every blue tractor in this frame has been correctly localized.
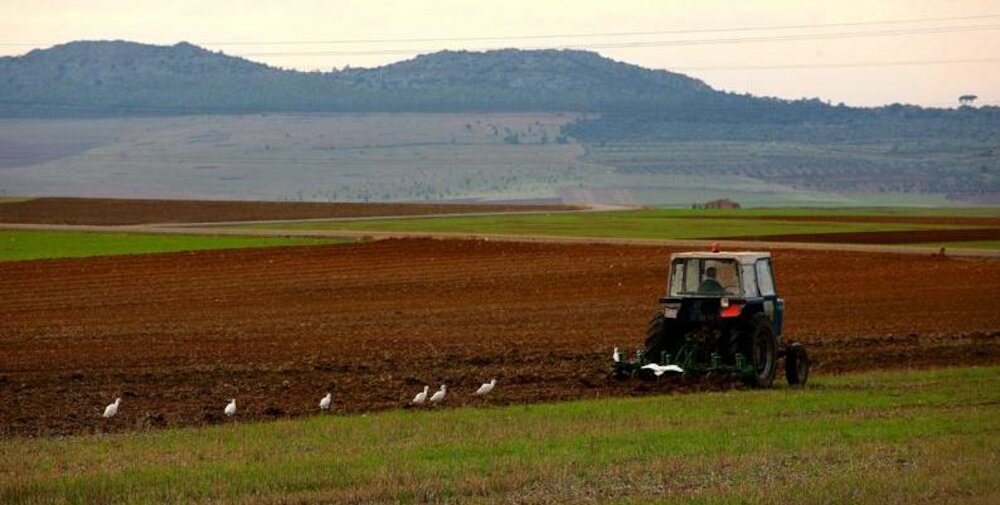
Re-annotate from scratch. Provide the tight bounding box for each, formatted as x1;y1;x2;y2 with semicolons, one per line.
616;248;810;387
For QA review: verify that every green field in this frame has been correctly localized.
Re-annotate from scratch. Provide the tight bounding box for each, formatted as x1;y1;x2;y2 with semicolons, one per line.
243;208;983;241
2;366;996;504
0;230;349;262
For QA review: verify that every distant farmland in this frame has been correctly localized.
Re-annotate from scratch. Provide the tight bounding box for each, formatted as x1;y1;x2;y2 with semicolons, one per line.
242;207;1000;249
0;113;586;203
1;113;990;207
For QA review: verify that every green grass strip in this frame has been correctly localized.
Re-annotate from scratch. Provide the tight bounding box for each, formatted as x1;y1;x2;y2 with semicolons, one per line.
2;366;997;504
244;209;976;240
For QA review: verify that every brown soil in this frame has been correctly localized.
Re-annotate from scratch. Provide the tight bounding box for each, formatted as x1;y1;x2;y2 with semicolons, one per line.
732;227;1000;244
0;197;576;225
1;238;998;437
714;214;1000;227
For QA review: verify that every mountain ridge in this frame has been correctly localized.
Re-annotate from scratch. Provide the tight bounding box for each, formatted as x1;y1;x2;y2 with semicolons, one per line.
0;40;801;116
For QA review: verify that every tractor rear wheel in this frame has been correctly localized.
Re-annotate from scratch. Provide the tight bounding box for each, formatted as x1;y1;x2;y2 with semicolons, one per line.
644;311;683;364
747;314;777;388
785;342;809;386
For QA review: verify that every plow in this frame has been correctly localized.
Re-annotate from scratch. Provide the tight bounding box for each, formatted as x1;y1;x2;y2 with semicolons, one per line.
613;246;810;387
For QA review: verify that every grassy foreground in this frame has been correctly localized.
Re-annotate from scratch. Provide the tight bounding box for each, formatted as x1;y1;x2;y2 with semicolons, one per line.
243;208;982;241
2;367;998;504
0;230;349;262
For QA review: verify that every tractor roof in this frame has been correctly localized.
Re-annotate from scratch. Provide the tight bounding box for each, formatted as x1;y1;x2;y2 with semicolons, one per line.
670;251;771;264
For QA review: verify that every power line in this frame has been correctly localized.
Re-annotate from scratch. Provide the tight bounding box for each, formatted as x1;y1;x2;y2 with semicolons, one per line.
236;23;1000;57
674;57;1000;71
202;12;1000;46
2;13;1000;48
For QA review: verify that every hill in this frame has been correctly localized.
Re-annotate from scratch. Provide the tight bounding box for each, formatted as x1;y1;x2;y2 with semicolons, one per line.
334;48;714;109
0;41;333;115
0;41;717;116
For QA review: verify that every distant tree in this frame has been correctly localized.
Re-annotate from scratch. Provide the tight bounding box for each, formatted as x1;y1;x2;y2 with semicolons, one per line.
959;94;978;106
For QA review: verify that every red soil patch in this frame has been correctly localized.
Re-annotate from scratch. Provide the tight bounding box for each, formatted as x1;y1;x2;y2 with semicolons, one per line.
1;239;998;437
731;227;1000;245
0;197;576;225
720;214;1000;227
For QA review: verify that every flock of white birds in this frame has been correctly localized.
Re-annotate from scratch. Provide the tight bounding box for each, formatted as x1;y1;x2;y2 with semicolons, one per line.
101;348;678;421
100;378;500;420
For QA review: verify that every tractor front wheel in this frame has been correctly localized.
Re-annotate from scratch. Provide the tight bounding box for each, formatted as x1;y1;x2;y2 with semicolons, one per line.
747;314;777;388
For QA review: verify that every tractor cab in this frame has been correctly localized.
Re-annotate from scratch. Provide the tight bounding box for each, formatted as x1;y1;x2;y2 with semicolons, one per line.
661;251;784;338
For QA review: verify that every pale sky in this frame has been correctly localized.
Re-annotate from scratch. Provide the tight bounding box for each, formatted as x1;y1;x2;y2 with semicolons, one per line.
3;0;999;107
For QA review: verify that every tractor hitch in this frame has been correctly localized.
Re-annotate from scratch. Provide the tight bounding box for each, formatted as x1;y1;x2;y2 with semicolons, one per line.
611;347;756;382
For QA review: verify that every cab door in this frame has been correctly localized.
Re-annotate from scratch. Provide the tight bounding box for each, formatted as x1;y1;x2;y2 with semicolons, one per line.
756;259;783;338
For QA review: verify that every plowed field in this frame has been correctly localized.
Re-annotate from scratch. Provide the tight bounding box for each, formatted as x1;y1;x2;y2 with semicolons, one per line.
0;197;574;225
732;228;1000;244
721;214;1000;227
2;238;998;437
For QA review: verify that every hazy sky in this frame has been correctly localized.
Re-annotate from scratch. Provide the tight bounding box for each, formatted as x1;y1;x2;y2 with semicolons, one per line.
3;0;999;107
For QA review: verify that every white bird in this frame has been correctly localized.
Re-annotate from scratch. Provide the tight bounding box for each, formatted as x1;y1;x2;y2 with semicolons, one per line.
319;393;332;411
613;347;621;363
224;399;237;417
412;386;429;405
641;363;685;376
475;379;497;396
429;384;447;403
102;397;121;419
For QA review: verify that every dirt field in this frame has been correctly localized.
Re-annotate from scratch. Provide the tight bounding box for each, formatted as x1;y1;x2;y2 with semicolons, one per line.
0;197;574;225
726;214;1000;227
2;238;998;437
733;227;1000;244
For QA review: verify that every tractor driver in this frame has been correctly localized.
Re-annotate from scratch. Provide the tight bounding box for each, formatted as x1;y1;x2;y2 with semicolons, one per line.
698;266;726;295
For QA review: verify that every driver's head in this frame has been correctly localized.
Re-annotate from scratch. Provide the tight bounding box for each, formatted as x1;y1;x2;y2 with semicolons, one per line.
706;266;717;279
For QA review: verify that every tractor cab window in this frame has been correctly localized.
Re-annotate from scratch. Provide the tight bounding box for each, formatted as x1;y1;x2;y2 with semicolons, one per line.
669;258;741;297
741;264;760;298
756;259;775;296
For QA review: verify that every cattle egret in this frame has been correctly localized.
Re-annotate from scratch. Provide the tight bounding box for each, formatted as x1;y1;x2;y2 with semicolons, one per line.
641;363;685;376
661;364;683;374
613;347;621;363
102;398;121;419
430;384;447;403
224;399;237;417
319;393;332;411
412;386;429;405
475;379;497;395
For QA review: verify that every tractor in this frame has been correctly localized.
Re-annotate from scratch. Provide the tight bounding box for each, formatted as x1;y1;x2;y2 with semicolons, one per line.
614;246;809;387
